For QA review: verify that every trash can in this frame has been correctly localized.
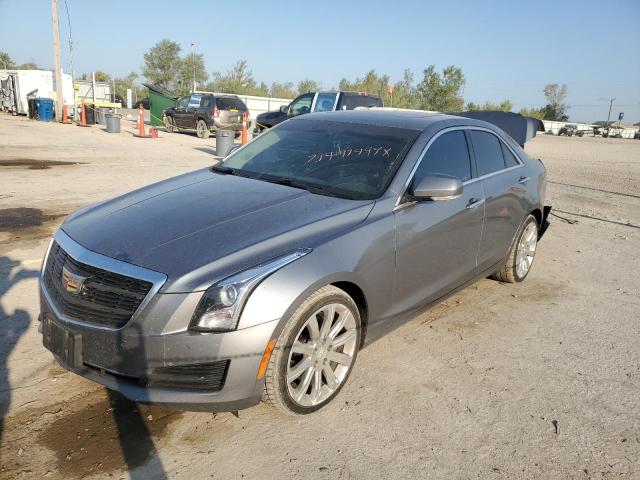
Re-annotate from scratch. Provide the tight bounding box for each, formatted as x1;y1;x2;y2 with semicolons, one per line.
97;107;111;124
36;98;54;121
105;113;121;133
27;98;38;119
84;103;96;125
215;130;235;157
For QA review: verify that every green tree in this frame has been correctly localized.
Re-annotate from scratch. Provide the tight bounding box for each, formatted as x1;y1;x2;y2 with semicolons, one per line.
113;72;139;100
339;69;391;104
18;62;40;70
389;69;417;109
297;79;321;94
519;107;546;120
0;51;16;69
269;82;296;98
415;65;465;112
206;60;268;96
542;83;569;121
143;39;182;90
466;100;513;112
176;52;208;95
93;71;110;82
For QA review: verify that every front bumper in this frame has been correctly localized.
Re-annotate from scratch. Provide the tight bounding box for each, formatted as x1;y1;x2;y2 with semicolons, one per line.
40;289;279;412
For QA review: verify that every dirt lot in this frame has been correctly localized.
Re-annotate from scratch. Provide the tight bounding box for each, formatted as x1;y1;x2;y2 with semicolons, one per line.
0;114;638;479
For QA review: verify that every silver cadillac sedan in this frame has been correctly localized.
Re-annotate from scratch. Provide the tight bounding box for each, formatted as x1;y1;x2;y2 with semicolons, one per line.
40;110;549;414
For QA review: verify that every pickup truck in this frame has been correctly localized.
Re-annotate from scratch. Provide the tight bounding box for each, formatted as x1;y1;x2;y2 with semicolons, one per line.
254;91;382;134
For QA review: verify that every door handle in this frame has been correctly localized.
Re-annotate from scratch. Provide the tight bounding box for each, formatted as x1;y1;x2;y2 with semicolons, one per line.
466;198;485;209
518;176;530;184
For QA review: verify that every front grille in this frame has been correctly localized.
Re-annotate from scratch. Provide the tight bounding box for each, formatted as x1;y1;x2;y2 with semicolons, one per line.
43;241;153;328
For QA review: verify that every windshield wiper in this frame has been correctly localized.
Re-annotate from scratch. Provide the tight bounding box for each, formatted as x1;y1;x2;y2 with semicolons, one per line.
211;164;237;175
259;176;340;197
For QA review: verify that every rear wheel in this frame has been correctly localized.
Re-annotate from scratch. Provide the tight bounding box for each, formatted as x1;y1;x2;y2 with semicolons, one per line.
264;285;361;415
196;119;210;139
492;214;538;283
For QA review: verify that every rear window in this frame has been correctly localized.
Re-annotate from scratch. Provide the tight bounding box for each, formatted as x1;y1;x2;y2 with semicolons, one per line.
221;120;419;200
469;130;505;176
339;94;383;110
216;97;247;111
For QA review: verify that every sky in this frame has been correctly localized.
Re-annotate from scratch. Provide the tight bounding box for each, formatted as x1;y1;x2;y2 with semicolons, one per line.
1;0;639;123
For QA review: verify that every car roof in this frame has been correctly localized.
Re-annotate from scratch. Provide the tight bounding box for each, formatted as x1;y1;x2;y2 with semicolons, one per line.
292;109;480;131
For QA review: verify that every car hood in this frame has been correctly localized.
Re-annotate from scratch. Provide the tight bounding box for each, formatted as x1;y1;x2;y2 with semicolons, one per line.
61;168;374;292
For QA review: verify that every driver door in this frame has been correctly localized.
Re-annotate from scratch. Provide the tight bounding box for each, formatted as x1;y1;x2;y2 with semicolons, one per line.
173;96;190;128
393;129;485;314
287;93;315;118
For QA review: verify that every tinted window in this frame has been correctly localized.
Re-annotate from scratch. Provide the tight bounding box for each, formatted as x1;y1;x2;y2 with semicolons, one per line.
313;92;337;112
340;94;383;110
200;97;213;108
216;96;246;110
501;141;520;168
470;130;505;176
414;130;472;183
221;120;419;200
188;94;202;109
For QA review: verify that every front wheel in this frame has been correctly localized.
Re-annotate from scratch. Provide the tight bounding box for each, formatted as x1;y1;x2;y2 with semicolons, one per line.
492;214;538;283
196;119;210;139
163;115;176;133
263;285;361;415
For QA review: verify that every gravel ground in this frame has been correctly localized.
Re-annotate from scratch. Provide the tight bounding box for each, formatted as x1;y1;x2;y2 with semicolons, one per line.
0;114;638;479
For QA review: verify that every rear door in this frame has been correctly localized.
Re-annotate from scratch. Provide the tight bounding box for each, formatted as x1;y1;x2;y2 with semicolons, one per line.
468;129;529;271
393;129;485;314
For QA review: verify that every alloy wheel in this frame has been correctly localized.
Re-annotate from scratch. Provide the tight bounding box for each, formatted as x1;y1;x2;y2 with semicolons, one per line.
516;221;537;278
286;303;358;407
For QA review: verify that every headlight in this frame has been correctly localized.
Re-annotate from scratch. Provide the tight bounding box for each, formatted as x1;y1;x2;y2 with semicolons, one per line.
190;249;311;332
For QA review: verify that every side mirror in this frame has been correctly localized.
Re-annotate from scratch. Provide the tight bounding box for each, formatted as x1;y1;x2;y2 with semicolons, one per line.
226;144;241;157
279;104;288;114
411;174;463;201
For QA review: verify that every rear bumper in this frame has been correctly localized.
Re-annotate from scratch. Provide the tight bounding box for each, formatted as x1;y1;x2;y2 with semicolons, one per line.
40;292;280;411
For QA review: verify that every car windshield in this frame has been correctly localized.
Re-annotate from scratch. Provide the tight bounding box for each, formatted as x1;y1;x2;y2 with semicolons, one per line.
216;97;246;110
218;120;419;200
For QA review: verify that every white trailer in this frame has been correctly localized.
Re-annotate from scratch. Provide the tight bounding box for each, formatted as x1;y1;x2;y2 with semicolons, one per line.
0;69;73;115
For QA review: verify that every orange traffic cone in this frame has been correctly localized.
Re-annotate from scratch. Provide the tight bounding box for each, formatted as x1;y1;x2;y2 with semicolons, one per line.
62;104;70;124
80;100;87;127
241;112;248;145
135;104;149;137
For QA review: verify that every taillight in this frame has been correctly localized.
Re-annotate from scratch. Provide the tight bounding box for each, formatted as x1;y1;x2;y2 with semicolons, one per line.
211;108;220;117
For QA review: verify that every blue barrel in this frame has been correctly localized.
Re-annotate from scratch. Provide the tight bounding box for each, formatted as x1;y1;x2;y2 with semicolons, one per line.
36;98;55;121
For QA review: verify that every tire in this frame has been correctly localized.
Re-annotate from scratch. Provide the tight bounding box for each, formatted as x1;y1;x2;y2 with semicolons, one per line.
492;214;539;283
196;119;210;139
263;285;362;415
163;115;176;133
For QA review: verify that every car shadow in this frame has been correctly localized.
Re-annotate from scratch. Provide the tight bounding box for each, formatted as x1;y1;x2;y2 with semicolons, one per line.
107;323;167;479
0;257;39;449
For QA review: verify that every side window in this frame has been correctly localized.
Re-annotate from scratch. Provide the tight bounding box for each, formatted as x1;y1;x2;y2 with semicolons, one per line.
313;92;337;112
413;130;472;184
188;94;202;109
176;96;190;109
500;141;520;168
289;94;314;115
470;130;505;176
200;97;211;108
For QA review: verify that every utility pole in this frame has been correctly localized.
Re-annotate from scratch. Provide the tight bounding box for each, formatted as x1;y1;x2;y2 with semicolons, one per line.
600;97;615;128
51;0;64;122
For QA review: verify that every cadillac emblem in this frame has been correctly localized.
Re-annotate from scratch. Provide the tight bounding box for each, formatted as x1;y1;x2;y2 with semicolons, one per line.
62;266;87;295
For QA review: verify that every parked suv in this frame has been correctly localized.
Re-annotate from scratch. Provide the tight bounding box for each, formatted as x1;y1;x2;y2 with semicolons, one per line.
164;93;249;138
254;91;383;134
